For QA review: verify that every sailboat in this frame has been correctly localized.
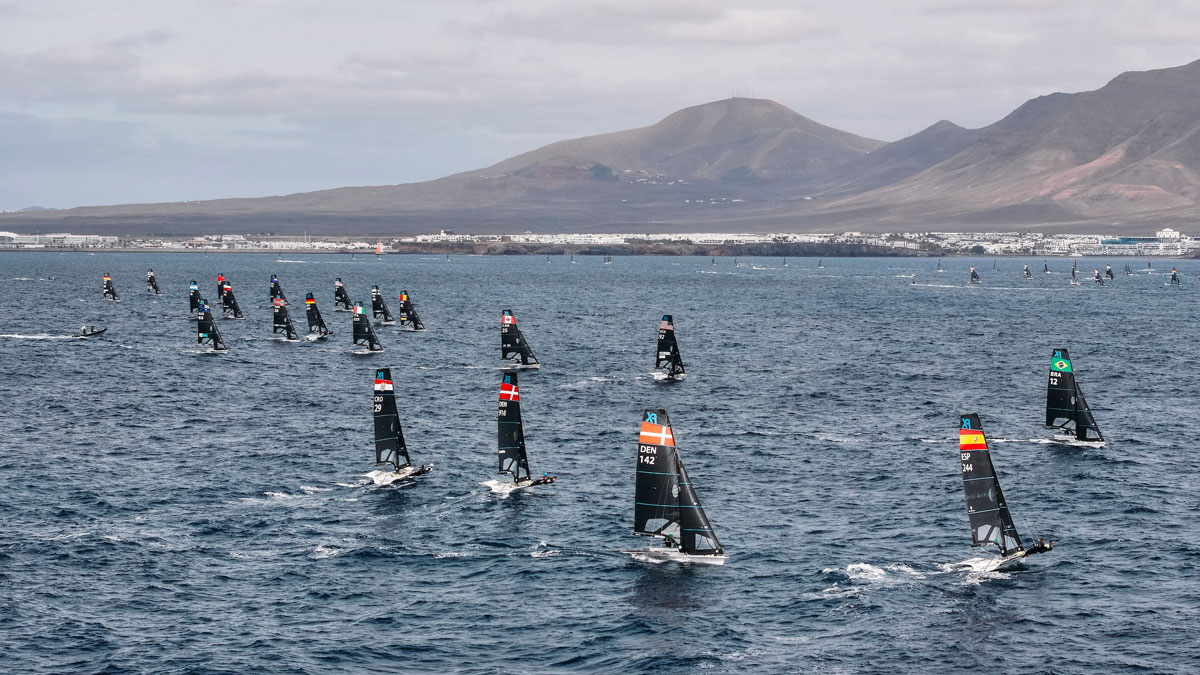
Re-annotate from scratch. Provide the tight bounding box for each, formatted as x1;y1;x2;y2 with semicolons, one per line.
269;274;288;306
304;292;332;339
188;281;201;315
370;285;395;325
1045;348;1104;445
375;241;384;256
396;290;425;331
937;258;944;273
1147;260;1154;274
1044;260;1050;274
216;274;226;300
501;309;539;367
1093;269;1105;286
146;269;161;295
969;266;981;284
1069;265;1081;286
604;255;613;265
1124;264;1133;276
272;297;299;342
196;299;228;353
220;280;244;319
1169;269;1181;285
364;368;433;486
103;274;119;301
818;259;825;269
351;302;384;353
1022;265;1032;279
1105;265;1115;281
958;413;1053;571
621;409;725;565
570;254;577;264
333;278;354;312
782;258;788;267
654;314;686;380
488;370;556;493
733;258;744;268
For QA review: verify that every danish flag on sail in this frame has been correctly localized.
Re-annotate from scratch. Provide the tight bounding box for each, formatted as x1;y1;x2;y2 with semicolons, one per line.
639;420;675;447
500;380;519;401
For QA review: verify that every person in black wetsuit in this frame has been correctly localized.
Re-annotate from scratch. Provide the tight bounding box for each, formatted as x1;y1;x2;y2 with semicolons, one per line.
1024;537;1053;555
663;533;678;549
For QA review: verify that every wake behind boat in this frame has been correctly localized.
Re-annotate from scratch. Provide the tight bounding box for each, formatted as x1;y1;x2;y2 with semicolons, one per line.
654;314;686;380
365;368;432;486
487;370;555;494
958;413;1053;572
622;409;725;565
501;309;538;367
1045;348;1104;446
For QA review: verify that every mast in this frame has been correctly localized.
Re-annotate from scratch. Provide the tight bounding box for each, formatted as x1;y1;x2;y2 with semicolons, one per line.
304;292;330;336
270;274;288;306
373;368;409;471
500;310;538;365
272;297;298;340
397;290;425;330
188;281;201;314
146;269;161;295
103;274;119;300
196;299;228;352
352;302;383;351
334;278;353;311
958;414;1023;556
220;281;243;318
370;285;394;323
497;371;531;483
635;409;723;555
656;315;685;377
1046;348;1103;442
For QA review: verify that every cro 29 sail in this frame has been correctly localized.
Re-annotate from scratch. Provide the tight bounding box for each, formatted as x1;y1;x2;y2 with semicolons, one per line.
146;269;161;295
188;281;201;314
958;413;1023;557
630;409;724;561
272;297;299;341
501;309;538;366
1045;348;1103;443
220;281;244;319
397;290;425;330
370;368;431;482
656;314;686;378
103;274;119;300
270;274;288;306
352;302;383;351
370;285;395;324
304;292;331;337
196;299;228;352
334;278;354;311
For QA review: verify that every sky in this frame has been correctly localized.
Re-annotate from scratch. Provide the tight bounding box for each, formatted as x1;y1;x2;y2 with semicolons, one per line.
1;0;1198;210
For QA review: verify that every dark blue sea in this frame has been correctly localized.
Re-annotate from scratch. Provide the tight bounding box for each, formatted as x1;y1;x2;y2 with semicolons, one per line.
1;252;1197;674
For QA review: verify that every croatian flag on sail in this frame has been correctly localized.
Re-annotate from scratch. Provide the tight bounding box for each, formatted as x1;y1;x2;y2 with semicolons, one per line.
374;377;394;392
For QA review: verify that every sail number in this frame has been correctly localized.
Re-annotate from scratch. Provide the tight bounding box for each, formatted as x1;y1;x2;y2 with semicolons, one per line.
1048;372;1060;385
373;395;383;413
639;444;657;465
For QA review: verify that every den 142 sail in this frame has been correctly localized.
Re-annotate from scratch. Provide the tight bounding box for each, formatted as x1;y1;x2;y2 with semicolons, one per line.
370;285;395;324
146;269;161;295
352;302;383;352
397;290;424;330
272;297;299;341
365;367;432;485
500;309;538;366
304;292;331;338
196;299;228;352
622;409;726;565
103;274;119;301
655;314;686;379
1045;348;1104;444
333;278;354;312
496;370;555;489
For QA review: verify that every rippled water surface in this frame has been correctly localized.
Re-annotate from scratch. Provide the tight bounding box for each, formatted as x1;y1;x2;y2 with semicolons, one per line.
1;253;1197;673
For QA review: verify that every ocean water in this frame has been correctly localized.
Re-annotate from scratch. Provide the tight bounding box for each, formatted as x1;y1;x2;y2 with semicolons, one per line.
1;252;1197;674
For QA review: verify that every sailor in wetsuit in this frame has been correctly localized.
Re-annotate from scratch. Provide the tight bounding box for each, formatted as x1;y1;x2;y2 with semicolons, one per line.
1024;537;1054;556
663;533;679;549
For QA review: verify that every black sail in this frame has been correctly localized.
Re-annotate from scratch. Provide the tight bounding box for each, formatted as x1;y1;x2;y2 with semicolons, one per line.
103;274;118;300
272;298;298;340
634;409;723;555
146;269;161;295
196;299;228;351
656;314;685;376
270;274;288;306
1045;348;1103;442
397;290;425;330
334;278;353;311
370;285;394;322
373;368;409;470
676;458;723;554
959;414;1023;556
497;370;530;482
1072;383;1104;442
220;282;244;318
216;274;226;300
500;309;538;365
188;281;201;313
304;292;330;335
352;302;383;351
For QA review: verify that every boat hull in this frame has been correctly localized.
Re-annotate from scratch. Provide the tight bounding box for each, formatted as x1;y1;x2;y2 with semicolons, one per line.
366;464;433;486
621;547;726;566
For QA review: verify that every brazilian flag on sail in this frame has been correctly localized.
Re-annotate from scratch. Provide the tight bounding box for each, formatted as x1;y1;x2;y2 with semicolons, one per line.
1050;354;1073;373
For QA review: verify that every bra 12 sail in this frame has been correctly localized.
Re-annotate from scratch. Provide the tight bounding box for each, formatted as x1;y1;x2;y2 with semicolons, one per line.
188;280;201;314
272;297;299;341
304;292;331;338
397;290;424;330
352;302;383;352
496;371;555;490
103;274;119;301
333;278;354;312
220;280;244;319
500;310;538;367
370;285;395;325
959;413;1052;569
196;299;228;352
655;314;686;379
146;269;161;295
621;409;725;565
365;368;432;485
1044;348;1103;444
270;274;288;306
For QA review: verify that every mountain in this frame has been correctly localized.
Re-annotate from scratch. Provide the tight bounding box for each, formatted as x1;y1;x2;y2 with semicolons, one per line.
4;60;1200;235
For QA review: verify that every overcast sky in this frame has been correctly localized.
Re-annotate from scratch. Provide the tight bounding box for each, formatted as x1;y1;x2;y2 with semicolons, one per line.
1;0;1197;210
